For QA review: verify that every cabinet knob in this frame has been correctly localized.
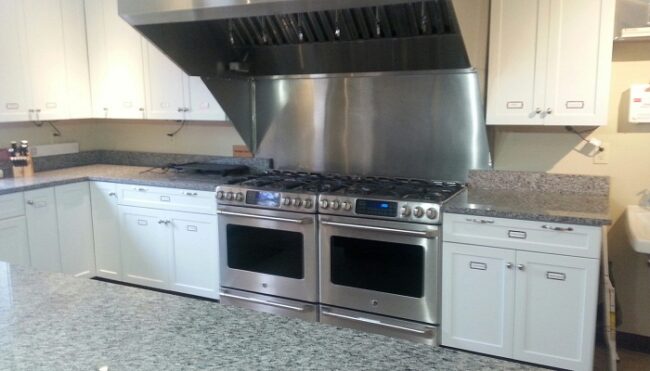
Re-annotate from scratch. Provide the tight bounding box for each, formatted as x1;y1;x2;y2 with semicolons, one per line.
517;264;525;271
546;108;553;115
108;192;117;197
506;262;513;269
26;200;34;206
535;107;542;114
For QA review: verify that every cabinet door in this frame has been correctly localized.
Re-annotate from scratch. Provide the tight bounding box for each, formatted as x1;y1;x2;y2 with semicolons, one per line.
119;206;171;289
143;41;188;120
0;0;32;122
441;242;516;357
90;182;121;280
187;76;226;121
543;0;615;126
55;183;96;278
24;188;61;272
0;217;30;267
61;0;92;119
22;0;69;121
169;212;219;299
85;0;146;119
513;251;599;371
486;0;548;125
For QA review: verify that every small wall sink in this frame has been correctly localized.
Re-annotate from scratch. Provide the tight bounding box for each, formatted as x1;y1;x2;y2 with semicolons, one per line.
626;205;650;254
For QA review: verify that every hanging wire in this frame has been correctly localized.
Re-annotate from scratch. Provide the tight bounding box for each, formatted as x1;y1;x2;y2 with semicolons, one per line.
228;20;235;45
375;7;381;37
334;10;341;39
298;14;305;42
420;1;428;34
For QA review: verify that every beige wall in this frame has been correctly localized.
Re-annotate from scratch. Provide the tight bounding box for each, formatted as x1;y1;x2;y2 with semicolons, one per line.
494;43;650;336
0;119;244;157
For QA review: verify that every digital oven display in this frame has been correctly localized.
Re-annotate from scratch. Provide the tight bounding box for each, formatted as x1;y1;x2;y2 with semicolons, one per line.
355;199;398;217
246;191;281;207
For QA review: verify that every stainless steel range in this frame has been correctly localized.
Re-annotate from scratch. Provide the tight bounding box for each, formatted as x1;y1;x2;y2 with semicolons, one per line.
217;171;463;344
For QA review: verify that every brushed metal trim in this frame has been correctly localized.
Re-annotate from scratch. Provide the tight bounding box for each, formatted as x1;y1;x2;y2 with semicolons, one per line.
220;292;307;312
217;210;313;224
320;220;437;239
320;310;430;335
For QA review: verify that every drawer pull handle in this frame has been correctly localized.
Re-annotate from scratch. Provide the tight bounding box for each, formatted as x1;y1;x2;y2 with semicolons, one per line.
160;196;171;202
469;261;487;271
134;187;147;192
186;225;198;232
466;218;494;224
108;192;117;197
137;219;148;226
546;271;566;281
182;192;198;196
541;225;574;232
508;230;527;239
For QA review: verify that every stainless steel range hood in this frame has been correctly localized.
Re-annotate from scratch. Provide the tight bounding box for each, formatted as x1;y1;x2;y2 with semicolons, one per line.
119;0;491;181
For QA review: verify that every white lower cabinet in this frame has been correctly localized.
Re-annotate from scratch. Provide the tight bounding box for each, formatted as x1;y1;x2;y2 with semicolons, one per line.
55;183;96;278
169;212;219;298
442;240;599;371
24;188;61;272
120;206;171;290
90;182;122;279
0;216;30;266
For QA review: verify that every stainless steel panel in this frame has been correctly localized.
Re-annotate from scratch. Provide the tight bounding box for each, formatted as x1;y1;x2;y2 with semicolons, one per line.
256;70;490;181
319;214;441;324
320;306;439;345
220;288;319;322
218;205;319;302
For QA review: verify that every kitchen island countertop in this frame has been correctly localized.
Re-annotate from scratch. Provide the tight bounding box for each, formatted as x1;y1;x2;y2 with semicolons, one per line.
0;164;238;195
0;262;542;370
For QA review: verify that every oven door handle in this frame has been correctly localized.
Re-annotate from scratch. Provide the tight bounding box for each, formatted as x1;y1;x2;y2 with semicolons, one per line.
320;220;437;239
321;310;431;335
217;210;312;224
220;292;309;312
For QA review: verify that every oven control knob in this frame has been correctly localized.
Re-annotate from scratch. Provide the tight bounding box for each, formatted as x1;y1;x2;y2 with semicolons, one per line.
235;192;244;202
331;200;341;210
225;192;234;201
320;200;329;209
426;208;438;220
342;201;352;211
283;197;292;206
304;199;313;209
216;191;225;200
293;198;302;207
401;206;411;217
413;206;425;218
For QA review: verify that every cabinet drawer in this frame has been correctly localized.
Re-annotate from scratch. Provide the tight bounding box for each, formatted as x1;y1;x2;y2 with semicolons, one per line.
443;213;601;259
0;193;26;220
116;184;216;215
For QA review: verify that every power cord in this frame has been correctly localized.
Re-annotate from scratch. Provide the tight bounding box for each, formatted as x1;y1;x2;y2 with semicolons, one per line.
564;126;604;152
167;118;186;137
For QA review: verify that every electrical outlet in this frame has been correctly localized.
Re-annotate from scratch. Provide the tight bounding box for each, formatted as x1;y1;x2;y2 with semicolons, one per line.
593;142;610;164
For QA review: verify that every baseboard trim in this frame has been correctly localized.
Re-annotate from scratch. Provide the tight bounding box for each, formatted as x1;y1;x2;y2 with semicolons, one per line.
617;331;650;354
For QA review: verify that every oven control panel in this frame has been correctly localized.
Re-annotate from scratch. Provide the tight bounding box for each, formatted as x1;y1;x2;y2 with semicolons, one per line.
216;186;318;212
318;195;441;224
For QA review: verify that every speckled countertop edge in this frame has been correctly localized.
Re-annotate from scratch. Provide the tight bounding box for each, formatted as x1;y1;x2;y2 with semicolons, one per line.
0;164;235;195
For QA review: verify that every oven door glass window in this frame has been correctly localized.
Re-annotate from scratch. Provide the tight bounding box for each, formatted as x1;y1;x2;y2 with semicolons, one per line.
330;236;424;297
227;225;304;279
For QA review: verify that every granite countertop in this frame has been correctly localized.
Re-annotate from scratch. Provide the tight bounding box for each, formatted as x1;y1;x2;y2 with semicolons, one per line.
0;164;238;195
444;188;611;226
0;262;541;370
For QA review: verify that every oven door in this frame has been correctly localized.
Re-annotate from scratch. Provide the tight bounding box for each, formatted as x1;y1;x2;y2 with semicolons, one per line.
218;205;318;303
319;215;440;324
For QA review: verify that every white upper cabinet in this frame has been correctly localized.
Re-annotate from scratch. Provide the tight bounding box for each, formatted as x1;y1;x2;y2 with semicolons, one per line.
143;40;227;122
85;0;146;119
143;40;188;121
0;0;91;123
487;0;615;126
0;0;31;123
